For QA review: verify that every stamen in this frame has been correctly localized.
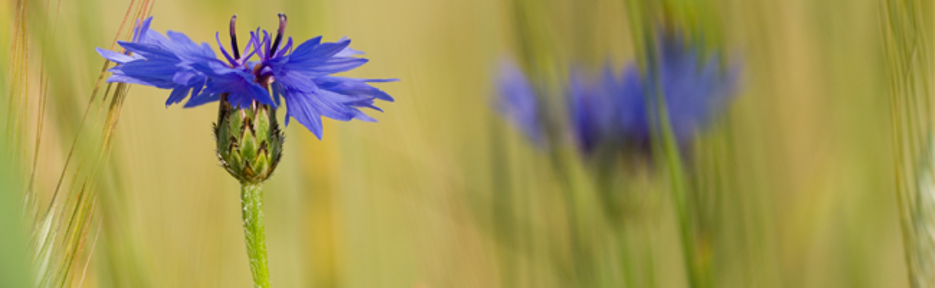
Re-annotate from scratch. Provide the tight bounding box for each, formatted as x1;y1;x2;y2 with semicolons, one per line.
269;13;287;56
242;34;258;61
216;32;237;65
273;37;293;58
262;30;271;60
230;15;241;59
250;30;263;59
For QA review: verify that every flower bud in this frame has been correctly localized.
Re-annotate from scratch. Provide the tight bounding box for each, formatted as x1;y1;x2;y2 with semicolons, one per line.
214;94;283;184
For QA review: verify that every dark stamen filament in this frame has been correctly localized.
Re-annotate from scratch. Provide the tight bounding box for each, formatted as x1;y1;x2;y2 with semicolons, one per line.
230;15;241;59
270;13;287;56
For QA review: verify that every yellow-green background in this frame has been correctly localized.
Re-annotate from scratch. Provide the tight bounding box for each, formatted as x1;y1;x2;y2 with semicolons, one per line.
0;0;929;287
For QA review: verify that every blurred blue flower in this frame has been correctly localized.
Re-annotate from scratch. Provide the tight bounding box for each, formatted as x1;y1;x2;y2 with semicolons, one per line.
598;30;738;150
567;67;620;155
96;15;396;139
496;59;545;145
645;31;738;144
614;65;649;144
561;30;738;158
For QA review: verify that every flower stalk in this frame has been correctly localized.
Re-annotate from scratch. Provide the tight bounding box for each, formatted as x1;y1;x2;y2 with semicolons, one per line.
241;182;270;288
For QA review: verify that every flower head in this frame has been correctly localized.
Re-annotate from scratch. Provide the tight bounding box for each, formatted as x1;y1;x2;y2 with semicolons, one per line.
614;65;649;144
567;67;620;155
495;29;739;160
634;30;739;144
97;14;396;139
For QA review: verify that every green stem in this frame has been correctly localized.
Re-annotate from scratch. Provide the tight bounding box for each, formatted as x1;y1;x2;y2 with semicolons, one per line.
617;227;638;288
548;151;587;287
241;182;270;288
659;99;701;288
634;10;701;285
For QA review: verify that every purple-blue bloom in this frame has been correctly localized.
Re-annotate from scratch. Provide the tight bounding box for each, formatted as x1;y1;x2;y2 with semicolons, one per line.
97;14;396;139
567;67;620;155
617;30;739;145
497;30;738;157
614;65;649;144
570;30;738;154
496;59;544;145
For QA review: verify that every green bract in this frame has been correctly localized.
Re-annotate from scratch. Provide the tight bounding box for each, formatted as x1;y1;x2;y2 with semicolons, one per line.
215;95;284;185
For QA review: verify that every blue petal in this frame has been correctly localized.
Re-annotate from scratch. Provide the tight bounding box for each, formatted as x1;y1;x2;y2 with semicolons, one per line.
166;86;191;106
166;31;202;56
271;81;285;106
270;67;319;92
288;36;325;60
132;16;154;42
185;89;220;108
348;98;383;113
308;92;358;121
117;41;178;60
303;39;352;60
106;74;174;88
335;44;365;57
283;89;325;139
286;57;367;73
95;47;135;63
314;76;395;102
496;59;543;145
281;38;364;75
200;67;275;108
112;59;179;79
333;36;364;57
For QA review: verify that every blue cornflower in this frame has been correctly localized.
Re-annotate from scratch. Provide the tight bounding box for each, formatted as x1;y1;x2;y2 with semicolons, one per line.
567;67;620;155
97;14;396;139
564;30;738;157
614;64;649;144
612;30;739;146
496;59;545;145
653;31;737;143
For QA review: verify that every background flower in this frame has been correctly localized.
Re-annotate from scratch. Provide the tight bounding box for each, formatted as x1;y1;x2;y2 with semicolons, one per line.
496;59;545;145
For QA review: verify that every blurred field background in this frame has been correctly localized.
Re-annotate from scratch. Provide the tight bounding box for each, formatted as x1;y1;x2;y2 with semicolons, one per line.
0;0;933;287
